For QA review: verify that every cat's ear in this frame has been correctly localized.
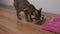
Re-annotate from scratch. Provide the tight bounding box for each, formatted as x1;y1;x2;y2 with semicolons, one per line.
39;8;42;11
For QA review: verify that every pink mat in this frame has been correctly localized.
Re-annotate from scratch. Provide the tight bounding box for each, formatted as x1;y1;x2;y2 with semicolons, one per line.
42;16;60;34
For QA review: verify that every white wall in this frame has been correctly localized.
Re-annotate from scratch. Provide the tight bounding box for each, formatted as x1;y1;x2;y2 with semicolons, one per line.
28;0;60;15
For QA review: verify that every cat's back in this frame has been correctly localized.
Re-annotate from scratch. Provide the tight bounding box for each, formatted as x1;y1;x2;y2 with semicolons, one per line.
27;4;36;9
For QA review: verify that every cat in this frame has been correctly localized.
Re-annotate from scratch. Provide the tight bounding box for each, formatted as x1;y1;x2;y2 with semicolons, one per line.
14;0;42;22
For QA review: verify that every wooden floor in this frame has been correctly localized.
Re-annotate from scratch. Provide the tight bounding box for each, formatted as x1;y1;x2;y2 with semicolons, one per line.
0;6;55;34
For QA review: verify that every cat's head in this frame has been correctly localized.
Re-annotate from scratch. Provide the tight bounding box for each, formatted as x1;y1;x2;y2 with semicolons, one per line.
39;8;42;11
